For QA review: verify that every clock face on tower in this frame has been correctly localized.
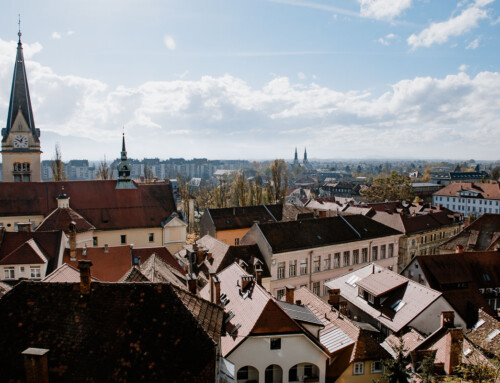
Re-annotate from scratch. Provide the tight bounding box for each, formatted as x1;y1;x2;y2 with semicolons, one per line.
13;135;28;148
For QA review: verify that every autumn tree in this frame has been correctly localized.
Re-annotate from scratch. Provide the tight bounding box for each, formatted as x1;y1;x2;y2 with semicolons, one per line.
361;171;414;203
143;163;154;184
51;143;67;181
231;172;248;207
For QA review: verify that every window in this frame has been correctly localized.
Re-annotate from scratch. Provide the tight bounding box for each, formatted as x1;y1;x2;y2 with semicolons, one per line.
30;267;41;279
276;289;285;300
324;254;331;270
371;361;383;373
289;260;297;277
353;249;359;265
323;285;330;296
300;259;308;275
270;338;281;350
93;237;98;246
313;256;321;272
277;262;285;279
120;235;127;244
304;365;313;376
362;248;368;263
234;238;239;245
313;281;320;296
343;251;350;267
237;366;249;380
4;267;15;279
388;244;394;258
380;245;386;259
149;233;154;242
372;246;378;261
20;266;25;272
334;253;340;268
353;362;364;375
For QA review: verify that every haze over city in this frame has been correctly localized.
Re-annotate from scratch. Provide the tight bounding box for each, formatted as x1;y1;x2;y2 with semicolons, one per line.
1;0;499;161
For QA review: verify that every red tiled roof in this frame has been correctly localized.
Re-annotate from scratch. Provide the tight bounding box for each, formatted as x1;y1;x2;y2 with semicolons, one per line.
434;182;500;200
36;207;95;233
0;181;177;230
206;204;282;231
63;245;183;282
0;239;47;265
0;230;63;262
371;210;459;235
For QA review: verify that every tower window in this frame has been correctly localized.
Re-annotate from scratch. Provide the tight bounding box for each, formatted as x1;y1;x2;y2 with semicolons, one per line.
120;235;127;244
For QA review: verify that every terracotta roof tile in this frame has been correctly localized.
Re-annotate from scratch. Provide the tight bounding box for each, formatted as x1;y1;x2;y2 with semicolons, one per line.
434;183;500;200
206;204;282;231
36;207;95;233
42;263;100;283
0;239;47;265
0;281;224;382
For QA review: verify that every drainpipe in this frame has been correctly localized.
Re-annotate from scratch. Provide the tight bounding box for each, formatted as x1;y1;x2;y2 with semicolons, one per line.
309;250;313;290
368;240;373;262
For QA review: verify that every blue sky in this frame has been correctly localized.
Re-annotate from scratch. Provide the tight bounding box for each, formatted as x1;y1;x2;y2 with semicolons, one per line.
0;0;499;161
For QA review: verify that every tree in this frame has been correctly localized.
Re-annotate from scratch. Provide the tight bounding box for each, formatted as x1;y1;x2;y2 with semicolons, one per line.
375;337;411;383
491;166;500;181
143;163;154;184
231;172;248;207
269;159;288;204
96;157;114;180
51;143;67;181
361;171;414;203
443;352;500;383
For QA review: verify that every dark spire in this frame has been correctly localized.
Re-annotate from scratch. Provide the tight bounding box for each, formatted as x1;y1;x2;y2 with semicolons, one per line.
2;24;39;143
116;132;136;189
304;147;308;162
294;147;298;161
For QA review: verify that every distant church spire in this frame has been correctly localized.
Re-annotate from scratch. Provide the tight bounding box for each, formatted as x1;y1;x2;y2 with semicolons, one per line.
304;147;308;162
116;132;136;189
2;17;39;143
292;147;300;167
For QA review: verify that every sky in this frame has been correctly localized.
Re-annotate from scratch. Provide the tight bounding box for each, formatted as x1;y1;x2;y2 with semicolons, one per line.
0;0;499;161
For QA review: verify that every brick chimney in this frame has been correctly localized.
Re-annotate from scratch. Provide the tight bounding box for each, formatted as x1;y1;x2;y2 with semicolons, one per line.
328;288;341;308
285;285;295;303
186;273;197;294
78;260;93;295
214;277;221;305
68;221;77;260
22;348;49;383
255;268;262;286
197;248;205;265
445;329;464;375
455;245;464;254
209;270;220;304
129;244;135;266
339;301;348;316
441;311;455;328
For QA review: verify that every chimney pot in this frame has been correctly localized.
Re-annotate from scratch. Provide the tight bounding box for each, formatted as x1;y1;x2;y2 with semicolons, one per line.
285;285;295;303
241;275;253;291
77;260;93;295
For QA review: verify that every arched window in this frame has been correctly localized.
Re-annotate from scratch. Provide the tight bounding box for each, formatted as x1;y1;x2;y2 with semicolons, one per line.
288;363;320;382
265;364;283;383
236;366;259;382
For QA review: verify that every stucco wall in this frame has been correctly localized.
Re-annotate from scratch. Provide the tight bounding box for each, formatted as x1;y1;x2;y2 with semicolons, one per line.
228;334;328;383
0;215;45;232
335;361;384;383
409;296;466;336
216;228;250;246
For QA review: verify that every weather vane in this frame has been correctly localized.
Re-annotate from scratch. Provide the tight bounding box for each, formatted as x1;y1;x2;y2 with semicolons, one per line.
18;14;22;41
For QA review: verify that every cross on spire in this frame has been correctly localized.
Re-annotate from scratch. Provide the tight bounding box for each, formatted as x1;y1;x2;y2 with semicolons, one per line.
18;14;22;42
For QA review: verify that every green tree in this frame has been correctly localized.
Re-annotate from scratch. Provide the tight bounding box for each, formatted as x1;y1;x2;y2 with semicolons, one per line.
375;337;411;383
361;171;414;203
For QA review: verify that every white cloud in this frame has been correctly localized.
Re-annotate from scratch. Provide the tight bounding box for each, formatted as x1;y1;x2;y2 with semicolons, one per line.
466;37;480;49
459;64;469;71
51;32;61;40
359;0;412;20
407;1;491;49
377;33;397;45
163;35;176;51
1;37;500;159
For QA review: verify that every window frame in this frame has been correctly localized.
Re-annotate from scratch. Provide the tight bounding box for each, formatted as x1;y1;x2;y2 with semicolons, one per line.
4;267;15;280
353;362;364;375
30;266;41;279
270;338;281;350
120;234;127;244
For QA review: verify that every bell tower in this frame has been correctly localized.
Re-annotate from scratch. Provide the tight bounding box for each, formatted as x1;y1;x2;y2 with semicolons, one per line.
2;24;41;182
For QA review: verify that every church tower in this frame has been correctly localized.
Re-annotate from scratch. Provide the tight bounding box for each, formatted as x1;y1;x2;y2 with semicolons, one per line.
292;147;300;167
2;27;41;182
116;133;136;189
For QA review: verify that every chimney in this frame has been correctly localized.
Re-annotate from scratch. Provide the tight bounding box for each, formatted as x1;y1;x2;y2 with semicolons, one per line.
241;275;253;291
186;273;197;294
455;245;464;254
22;348;49;383
328;288;341;308
197;249;206;265
255;268;262;286
77;260;93;295
209;270;217;304
17;223;32;232
339;301;348;316
129;244;134;266
285;285;295;303
445;329;464;375
441;311;455;328
214;277;221;305
104;244;109;254
193;243;198;251
68;221;77;260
